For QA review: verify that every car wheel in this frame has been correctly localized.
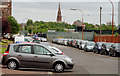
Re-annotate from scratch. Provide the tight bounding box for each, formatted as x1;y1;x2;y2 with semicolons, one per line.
113;51;117;57
7;61;19;70
100;51;103;55
109;52;111;56
54;63;64;72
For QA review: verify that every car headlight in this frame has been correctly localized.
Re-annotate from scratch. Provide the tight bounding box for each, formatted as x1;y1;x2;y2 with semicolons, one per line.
65;58;73;62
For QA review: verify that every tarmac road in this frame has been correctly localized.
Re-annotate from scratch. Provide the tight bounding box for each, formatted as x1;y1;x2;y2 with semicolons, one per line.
0;43;119;75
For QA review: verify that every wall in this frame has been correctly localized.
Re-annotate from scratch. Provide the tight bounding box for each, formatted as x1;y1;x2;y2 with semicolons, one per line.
94;35;120;43
47;32;94;41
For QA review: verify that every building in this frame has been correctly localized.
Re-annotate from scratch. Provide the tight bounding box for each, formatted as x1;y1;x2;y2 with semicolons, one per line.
118;1;120;26
57;2;62;22
73;20;85;32
0;0;12;34
0;0;12;18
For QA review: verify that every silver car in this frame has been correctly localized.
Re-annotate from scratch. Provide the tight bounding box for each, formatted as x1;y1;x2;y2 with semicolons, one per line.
2;43;74;72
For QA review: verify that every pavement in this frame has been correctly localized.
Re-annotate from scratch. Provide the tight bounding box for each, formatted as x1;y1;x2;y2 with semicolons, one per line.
0;43;119;75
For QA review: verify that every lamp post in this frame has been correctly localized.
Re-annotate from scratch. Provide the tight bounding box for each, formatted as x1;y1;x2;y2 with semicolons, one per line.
109;0;114;42
100;7;102;42
70;8;84;40
62;16;68;39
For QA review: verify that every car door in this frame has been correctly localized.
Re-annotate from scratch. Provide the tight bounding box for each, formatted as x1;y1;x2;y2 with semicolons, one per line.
32;45;53;68
15;44;34;66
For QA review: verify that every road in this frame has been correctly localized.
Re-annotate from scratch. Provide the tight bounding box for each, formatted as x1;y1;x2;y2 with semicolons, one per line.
0;43;119;75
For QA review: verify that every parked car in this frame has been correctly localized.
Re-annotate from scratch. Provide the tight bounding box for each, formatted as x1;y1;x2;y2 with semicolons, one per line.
75;39;83;49
109;43;120;57
79;40;88;50
2;43;74;72
24;36;34;42
36;37;47;42
32;39;41;43
49;46;64;55
67;39;73;47
84;41;95;52
100;43;114;55
93;42;105;54
63;39;68;46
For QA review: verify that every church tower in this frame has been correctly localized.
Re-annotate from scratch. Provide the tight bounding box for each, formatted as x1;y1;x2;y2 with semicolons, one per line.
57;2;62;22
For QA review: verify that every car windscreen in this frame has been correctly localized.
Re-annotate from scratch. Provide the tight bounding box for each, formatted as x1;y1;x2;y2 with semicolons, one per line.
88;42;94;46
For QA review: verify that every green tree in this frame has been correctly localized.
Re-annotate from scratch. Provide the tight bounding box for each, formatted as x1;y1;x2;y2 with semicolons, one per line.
26;19;33;26
7;16;20;34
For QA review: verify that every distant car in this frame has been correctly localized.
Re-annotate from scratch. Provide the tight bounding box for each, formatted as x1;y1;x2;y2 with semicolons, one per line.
2;43;74;72
36;37;47;42
93;42;105;54
109;43;120;57
75;39;83;49
49;46;64;55
84;41;95;52
32;39;41;43
67;39;73;46
79;40;88;50
100;43;114;55
24;37;33;42
63;39;68;46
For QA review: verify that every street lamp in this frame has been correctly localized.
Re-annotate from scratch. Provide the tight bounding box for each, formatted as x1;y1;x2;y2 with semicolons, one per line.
109;0;114;42
70;8;84;40
62;16;68;39
100;7;102;42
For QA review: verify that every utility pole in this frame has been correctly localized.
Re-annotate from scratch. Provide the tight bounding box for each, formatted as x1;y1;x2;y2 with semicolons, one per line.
100;7;102;42
109;0;114;42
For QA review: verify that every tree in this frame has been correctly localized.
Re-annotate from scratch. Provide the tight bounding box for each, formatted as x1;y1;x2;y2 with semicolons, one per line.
1;18;11;35
26;19;33;26
7;16;20;34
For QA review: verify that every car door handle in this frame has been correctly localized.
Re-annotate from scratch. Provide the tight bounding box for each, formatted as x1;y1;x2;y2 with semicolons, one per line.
18;54;21;56
34;56;37;57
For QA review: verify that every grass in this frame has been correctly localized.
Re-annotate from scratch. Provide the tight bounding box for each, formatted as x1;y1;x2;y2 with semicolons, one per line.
0;42;8;46
0;39;13;54
0;47;7;54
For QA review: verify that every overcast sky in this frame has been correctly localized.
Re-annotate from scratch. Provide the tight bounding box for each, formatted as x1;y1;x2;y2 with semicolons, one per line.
12;0;119;25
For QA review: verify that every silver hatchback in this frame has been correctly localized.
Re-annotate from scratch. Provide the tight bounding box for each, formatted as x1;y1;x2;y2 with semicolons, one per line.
2;43;74;72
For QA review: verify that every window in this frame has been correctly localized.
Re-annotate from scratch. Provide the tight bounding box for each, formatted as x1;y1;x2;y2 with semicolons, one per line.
33;45;50;55
14;45;19;52
17;45;32;53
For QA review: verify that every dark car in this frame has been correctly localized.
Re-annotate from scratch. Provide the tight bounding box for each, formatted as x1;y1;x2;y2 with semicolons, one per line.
84;41;95;52
100;43;114;55
93;42;105;54
2;43;74;72
109;43;120;57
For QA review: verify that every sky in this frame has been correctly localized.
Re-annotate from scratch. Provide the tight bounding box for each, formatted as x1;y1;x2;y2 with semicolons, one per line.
12;0;120;25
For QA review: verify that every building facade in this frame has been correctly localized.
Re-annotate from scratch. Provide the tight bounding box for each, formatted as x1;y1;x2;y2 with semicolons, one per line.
0;0;12;18
57;2;62;22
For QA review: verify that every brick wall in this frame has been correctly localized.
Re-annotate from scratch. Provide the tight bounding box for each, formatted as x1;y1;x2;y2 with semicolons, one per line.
94;35;120;43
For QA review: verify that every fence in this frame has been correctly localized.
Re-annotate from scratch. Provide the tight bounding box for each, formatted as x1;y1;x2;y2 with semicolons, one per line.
47;32;94;41
94;35;120;43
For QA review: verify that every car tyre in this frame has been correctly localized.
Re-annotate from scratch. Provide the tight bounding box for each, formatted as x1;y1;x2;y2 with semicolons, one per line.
113;51;117;57
100;51;103;55
7;60;19;70
54;63;64;72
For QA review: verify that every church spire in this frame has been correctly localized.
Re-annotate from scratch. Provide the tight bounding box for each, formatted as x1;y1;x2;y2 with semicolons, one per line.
57;2;62;22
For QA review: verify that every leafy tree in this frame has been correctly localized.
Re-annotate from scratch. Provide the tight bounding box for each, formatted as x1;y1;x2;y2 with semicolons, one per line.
26;19;33;26
7;16;20;34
